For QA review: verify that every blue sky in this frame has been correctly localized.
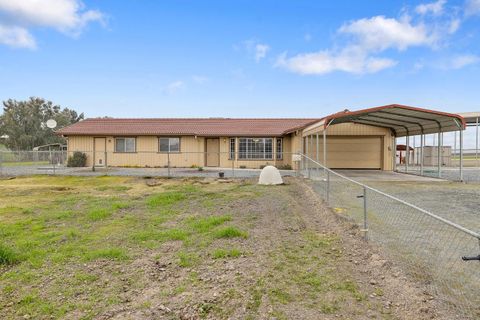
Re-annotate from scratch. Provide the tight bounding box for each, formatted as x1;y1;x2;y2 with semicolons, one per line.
1;0;480;119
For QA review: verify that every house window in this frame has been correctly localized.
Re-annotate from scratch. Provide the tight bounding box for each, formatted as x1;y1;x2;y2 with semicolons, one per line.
238;138;273;159
276;138;283;160
159;137;180;152
229;138;236;159
115;137;136;153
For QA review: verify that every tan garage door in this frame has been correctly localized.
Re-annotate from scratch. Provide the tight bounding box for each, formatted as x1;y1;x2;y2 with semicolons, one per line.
327;136;382;169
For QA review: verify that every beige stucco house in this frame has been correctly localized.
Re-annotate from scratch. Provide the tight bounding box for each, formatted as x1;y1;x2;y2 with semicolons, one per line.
57;118;316;169
56;104;465;171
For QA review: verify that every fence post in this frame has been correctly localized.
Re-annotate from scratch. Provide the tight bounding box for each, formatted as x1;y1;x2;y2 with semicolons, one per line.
231;153;235;178
362;187;368;240
326;170;330;205
167;151;171;178
105;151;108;175
307;158;311;179
0;151;3;176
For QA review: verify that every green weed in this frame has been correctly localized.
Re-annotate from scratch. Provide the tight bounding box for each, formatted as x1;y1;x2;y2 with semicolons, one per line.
214;226;248;239
0;243;19;265
212;248;241;259
147;192;186;207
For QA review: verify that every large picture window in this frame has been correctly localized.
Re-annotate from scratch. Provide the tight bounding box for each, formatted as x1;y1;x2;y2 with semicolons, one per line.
276;138;283;160
159;137;180;152
115;137;136;153
238;138;273;159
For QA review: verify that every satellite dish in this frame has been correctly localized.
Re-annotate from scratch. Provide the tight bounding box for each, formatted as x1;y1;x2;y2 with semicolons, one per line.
46;119;57;129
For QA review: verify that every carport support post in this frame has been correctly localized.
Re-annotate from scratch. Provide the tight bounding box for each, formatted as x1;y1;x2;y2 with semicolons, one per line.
405;136;409;173
392;137;397;172
454;131;457;166
460;129;464;181
476;117;479;167
316;133;319;170
420;134;424;175
437;132;442;178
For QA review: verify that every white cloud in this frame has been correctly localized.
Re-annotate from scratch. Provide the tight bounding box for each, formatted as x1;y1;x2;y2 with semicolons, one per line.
0;25;36;49
278;15;435;75
450;54;480;69
163;81;184;94
191;75;209;84
465;0;480;16
448;18;461;34
276;47;397;75
415;0;446;16
254;43;269;62
0;0;104;49
338;15;436;51
243;39;270;62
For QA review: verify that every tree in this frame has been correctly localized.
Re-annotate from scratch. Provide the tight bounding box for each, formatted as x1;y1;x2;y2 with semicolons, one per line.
0;97;84;150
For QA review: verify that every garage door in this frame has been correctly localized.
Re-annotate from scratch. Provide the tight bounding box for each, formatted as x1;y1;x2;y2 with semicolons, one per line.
327;136;382;169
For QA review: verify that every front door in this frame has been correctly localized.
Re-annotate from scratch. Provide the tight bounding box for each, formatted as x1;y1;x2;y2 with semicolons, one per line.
94;137;106;167
206;138;220;167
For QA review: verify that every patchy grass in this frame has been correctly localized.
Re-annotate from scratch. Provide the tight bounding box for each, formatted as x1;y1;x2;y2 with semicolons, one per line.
0;175;383;320
212;248;242;259
146;191;186;208
177;251;199;267
186;215;232;233
0;176;253;319
0;244;19;265
214;226;248;239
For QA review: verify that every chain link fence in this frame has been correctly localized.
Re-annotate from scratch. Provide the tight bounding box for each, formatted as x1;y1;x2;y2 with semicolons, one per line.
0;150;300;178
300;154;480;319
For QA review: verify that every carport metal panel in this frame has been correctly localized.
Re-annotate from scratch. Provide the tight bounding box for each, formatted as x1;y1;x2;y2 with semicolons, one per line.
322;105;465;137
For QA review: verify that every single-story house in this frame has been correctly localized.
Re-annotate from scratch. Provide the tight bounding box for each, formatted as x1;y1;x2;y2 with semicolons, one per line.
56;104;466;170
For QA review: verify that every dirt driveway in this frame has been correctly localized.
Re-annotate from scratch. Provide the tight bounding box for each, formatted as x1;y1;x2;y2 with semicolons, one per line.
102;179;446;320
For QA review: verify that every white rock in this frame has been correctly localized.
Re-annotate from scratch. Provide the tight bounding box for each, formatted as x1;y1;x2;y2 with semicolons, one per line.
258;166;283;185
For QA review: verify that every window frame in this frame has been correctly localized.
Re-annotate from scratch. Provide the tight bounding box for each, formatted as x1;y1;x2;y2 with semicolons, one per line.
114;137;136;153
238;137;273;160
158;137;181;153
276;138;283;160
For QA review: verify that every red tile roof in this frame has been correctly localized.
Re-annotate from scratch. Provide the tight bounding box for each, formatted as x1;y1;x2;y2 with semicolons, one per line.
56;118;320;137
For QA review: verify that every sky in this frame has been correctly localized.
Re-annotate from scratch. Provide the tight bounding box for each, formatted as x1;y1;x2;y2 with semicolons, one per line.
1;0;480;121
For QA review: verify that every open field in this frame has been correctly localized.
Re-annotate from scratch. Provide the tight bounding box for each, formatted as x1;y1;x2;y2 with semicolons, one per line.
0;176;448;319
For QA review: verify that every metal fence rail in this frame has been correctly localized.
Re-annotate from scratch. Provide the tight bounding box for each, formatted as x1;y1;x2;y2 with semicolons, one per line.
300;154;480;319
0;150;299;178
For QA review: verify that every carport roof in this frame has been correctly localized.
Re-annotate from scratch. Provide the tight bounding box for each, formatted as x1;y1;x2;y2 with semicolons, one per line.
322;104;465;137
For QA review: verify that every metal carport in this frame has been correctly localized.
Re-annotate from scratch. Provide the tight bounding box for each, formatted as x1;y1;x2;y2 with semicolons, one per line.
303;104;466;179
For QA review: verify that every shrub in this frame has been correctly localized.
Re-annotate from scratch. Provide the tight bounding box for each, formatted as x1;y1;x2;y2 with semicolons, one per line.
67;152;87;167
276;164;292;170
